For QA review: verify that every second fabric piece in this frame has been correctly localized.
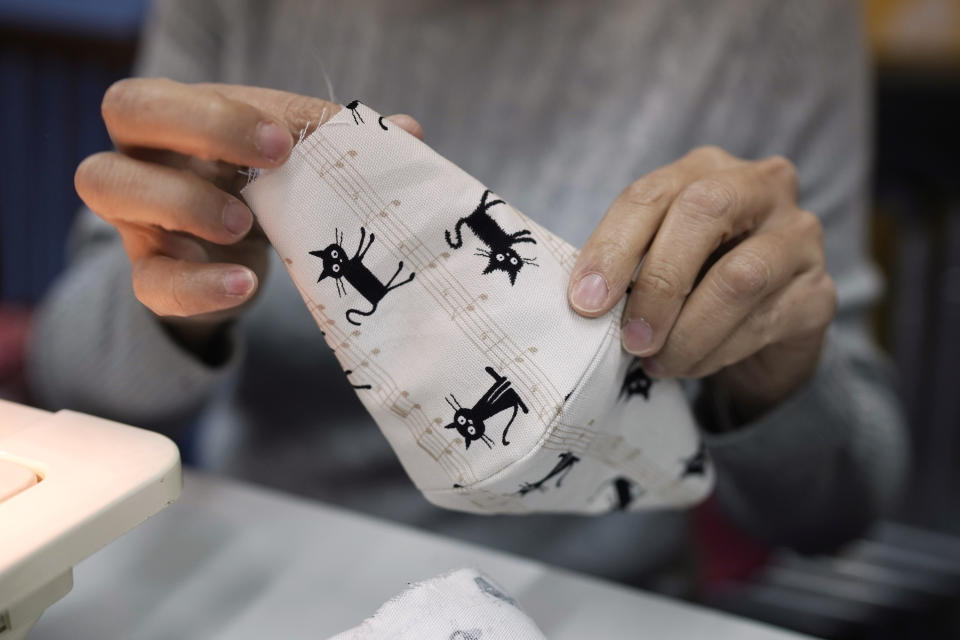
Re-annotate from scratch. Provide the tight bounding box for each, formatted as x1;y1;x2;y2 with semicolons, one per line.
242;101;713;514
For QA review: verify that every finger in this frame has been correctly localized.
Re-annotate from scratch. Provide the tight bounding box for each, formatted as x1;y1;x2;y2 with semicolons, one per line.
642;217;822;376
385;114;425;140
622;157;796;356
675;267;836;379
132;255;258;318
568;146;733;317
76;151;254;245
210;84;423;142
103;78;312;167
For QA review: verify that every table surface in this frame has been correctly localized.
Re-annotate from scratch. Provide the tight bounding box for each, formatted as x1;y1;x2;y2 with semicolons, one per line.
29;470;811;640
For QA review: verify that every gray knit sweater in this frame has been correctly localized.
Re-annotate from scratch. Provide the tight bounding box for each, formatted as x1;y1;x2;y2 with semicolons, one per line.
28;0;907;583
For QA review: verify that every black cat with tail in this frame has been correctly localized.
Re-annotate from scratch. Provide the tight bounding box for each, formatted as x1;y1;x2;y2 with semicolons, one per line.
310;226;414;326
445;189;538;285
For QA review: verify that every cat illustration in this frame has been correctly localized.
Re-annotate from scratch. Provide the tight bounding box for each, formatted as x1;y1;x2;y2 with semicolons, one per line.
681;442;708;478
445;189;538;285
620;358;653;401
345;99;388;130
444;366;529;450
517;452;580;496
345;99;365;125
310;226;414;326
344;369;371;390
607;476;645;511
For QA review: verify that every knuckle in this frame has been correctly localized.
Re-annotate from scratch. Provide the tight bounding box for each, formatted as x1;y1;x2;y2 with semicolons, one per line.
714;252;771;301
590;237;630;264
166;270;190;317
74;152;107;197
762;154;798;192
676;178;737;221
74;152;127;208
281;94;328;129
130;263;160;312
796;209;824;243
191;93;234;160
689;145;729;165
101;78;137;123
638;261;686;300
817;272;838;324
745;304;780;347
622;175;676;210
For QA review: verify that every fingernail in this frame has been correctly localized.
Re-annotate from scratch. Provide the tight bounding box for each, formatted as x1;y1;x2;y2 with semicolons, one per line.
640;357;664;376
622;317;653;354
222;200;252;237
255;122;292;162
571;273;609;312
222;269;255;297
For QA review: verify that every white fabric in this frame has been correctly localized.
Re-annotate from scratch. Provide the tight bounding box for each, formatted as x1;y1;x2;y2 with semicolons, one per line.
328;569;546;640
242;102;713;514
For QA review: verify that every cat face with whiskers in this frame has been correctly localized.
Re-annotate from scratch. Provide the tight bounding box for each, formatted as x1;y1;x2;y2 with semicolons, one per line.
310;227;351;297
476;248;537;286
444;396;494;449
315;243;347;282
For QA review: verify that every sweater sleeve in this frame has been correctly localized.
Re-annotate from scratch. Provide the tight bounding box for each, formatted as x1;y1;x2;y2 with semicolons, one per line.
701;4;909;552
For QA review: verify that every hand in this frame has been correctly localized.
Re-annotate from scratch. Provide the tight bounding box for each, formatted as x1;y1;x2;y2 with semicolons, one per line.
75;78;423;349
568;146;837;421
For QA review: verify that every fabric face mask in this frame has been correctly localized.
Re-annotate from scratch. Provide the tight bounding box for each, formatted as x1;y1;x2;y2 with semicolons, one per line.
242;102;713;514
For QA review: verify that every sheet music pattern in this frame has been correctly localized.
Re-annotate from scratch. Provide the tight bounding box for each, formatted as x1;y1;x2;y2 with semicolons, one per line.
288;131;606;498
286;267;481;487
244;104;713;512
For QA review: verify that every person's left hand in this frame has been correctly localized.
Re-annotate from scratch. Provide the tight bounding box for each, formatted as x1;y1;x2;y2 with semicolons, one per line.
567;146;837;422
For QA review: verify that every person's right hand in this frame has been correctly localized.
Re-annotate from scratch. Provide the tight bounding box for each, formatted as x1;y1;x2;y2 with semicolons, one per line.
75;78;423;347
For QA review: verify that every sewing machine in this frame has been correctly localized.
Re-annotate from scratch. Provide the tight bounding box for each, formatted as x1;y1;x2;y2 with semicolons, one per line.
0;400;180;639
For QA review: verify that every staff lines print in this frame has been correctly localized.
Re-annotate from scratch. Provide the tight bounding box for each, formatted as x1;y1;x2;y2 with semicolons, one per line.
302;133;569;424
542;423;674;487
286;274;480;486
525;222;579;271
451;484;530;513
306;134;561;411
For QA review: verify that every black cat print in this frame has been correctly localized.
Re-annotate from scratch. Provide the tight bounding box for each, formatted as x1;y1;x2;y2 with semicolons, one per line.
243;100;714;514
681;442;708;478
346;99;389;130
445;189;539;285
444;366;529;450
517;452;580;496
310;226;415;326
620;359;653;401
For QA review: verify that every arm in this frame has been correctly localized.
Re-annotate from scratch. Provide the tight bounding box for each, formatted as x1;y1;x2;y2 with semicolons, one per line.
29;0;421;430
567;5;907;550
699;8;908;551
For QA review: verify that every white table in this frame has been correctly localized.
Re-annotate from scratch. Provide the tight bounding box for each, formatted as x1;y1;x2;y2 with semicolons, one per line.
29;471;812;639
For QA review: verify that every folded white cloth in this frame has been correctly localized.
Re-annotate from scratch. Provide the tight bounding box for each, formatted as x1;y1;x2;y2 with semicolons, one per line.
328;569;546;640
242;101;713;514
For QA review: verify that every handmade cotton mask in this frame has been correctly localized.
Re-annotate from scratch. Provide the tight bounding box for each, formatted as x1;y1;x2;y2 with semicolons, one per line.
242;101;714;514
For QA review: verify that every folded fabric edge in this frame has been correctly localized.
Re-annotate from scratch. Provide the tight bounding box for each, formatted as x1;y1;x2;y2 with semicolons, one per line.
419;310;628;511
241;104;348;194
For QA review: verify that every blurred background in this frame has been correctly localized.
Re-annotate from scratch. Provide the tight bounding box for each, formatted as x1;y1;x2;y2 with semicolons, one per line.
0;1;958;638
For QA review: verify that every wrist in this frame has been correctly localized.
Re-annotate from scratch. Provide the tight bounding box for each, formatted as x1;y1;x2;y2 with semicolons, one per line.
161;317;235;367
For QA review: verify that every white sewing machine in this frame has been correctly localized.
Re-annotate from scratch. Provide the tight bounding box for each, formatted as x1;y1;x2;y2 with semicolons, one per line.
0;400;180;639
